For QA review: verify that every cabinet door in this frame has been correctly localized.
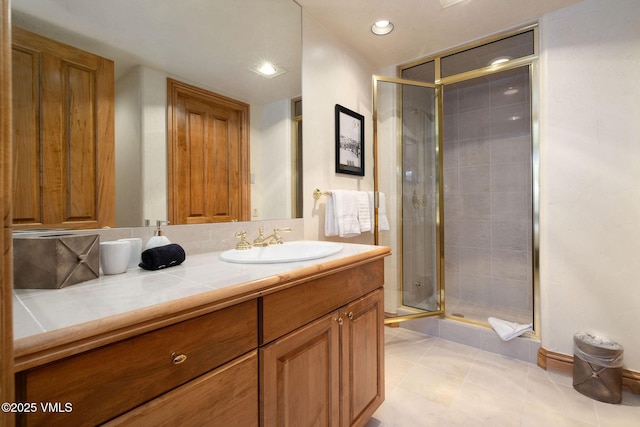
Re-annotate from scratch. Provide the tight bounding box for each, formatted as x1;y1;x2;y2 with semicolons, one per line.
12;27;114;229
261;312;341;427
340;289;385;427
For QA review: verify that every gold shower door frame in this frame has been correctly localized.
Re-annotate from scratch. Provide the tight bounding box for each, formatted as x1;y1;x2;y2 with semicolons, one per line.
373;76;445;324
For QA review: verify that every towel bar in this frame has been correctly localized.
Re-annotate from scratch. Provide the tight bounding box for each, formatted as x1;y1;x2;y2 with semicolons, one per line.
313;188;332;200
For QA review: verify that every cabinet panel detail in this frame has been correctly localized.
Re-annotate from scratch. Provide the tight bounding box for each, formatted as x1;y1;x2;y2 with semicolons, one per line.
261;313;341;427
341;289;385;427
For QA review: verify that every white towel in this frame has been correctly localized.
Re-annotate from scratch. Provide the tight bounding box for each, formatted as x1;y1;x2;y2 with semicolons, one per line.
377;192;390;231
332;190;361;238
357;191;371;233
324;193;338;237
488;317;533;341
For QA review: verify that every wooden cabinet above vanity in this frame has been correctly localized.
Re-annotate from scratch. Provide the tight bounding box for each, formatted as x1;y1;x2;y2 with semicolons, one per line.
11;27;115;230
13;243;390;426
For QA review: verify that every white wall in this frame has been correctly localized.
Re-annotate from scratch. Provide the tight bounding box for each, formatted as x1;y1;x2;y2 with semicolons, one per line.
114;65;168;227
301;10;377;245
114;67;143;227
250;99;293;221
540;0;640;369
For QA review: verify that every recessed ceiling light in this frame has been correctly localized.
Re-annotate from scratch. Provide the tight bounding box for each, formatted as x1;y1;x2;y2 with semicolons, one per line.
250;61;286;79
489;56;512;66
371;20;394;36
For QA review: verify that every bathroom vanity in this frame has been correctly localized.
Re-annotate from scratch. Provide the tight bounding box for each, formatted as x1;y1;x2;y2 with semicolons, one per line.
13;242;389;426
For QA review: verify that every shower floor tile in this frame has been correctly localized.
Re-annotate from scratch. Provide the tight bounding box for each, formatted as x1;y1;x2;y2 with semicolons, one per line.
366;327;639;427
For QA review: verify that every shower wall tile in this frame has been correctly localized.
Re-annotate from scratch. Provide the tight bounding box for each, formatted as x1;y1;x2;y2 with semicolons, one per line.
460;193;491;220
490;103;531;139
491;192;531;221
443;167;459;193
459;247;492;276
459;138;490;166
492;221;530;251
443;113;459;142
458;83;492;113
444;245;459;272
460;273;491;302
491;136;531;164
442;68;533;326
445;270;460;300
491;163;531;193
443;89;459;117
444;194;463;220
491;277;531;311
443;140;459;169
489;72;529;108
456;220;491;248
460;166;490;193
459;109;492;140
492;250;529;281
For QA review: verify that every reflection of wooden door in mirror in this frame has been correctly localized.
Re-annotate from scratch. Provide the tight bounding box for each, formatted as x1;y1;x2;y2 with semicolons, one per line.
11;27;115;230
167;79;250;224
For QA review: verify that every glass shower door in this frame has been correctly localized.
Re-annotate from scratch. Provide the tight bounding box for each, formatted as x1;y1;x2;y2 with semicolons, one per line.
373;76;443;321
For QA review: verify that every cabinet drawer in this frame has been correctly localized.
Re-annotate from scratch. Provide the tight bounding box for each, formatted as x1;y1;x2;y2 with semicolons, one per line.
17;300;257;426
105;350;258;427
261;259;383;344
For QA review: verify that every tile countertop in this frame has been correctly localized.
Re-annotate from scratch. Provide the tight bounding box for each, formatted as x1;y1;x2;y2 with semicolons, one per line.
13;241;390;351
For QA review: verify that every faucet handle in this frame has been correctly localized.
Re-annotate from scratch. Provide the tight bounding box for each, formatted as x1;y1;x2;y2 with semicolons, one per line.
253;228;266;245
234;231;252;250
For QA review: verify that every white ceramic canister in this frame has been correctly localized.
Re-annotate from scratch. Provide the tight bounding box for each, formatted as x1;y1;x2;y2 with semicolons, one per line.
118;237;143;269
99;241;131;275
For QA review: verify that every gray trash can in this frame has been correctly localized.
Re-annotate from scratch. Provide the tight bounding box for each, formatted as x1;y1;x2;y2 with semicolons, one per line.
573;332;624;404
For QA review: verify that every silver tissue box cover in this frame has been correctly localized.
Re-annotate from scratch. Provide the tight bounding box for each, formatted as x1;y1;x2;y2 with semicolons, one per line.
13;234;100;289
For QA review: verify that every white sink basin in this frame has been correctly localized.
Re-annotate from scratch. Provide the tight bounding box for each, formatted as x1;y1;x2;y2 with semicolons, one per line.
220;241;343;264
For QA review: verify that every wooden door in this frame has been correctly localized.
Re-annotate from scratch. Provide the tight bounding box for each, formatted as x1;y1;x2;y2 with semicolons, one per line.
11;27;114;229
260;312;341;427
340;289;385;427
167;79;250;224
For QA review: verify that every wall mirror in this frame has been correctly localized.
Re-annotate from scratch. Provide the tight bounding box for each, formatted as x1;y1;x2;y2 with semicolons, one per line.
11;0;302;227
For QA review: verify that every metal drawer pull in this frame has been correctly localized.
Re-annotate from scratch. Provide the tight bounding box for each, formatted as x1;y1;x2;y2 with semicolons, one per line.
171;352;188;365
347;311;354;320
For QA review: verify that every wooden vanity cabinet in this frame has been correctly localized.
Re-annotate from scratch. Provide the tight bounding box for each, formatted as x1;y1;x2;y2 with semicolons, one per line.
260;259;385;427
14;255;387;427
15;300;257;426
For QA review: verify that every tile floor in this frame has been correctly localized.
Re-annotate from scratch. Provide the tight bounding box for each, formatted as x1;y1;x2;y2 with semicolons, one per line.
366;327;640;427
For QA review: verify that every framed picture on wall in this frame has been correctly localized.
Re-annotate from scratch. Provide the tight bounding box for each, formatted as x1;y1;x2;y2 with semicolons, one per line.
335;104;364;176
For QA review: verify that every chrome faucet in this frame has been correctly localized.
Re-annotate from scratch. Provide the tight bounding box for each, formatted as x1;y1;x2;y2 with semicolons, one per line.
253;227;291;247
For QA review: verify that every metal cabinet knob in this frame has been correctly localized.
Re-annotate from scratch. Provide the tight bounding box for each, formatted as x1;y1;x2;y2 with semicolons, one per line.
171;352;188;365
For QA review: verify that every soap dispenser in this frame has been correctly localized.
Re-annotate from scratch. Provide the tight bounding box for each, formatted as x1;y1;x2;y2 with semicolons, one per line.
145;220;171;250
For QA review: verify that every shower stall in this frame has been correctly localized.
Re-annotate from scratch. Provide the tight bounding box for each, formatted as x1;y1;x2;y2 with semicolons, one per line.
375;26;538;329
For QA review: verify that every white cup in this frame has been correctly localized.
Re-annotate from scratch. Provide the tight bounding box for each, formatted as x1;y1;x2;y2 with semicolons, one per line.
100;241;131;275
118;238;143;269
